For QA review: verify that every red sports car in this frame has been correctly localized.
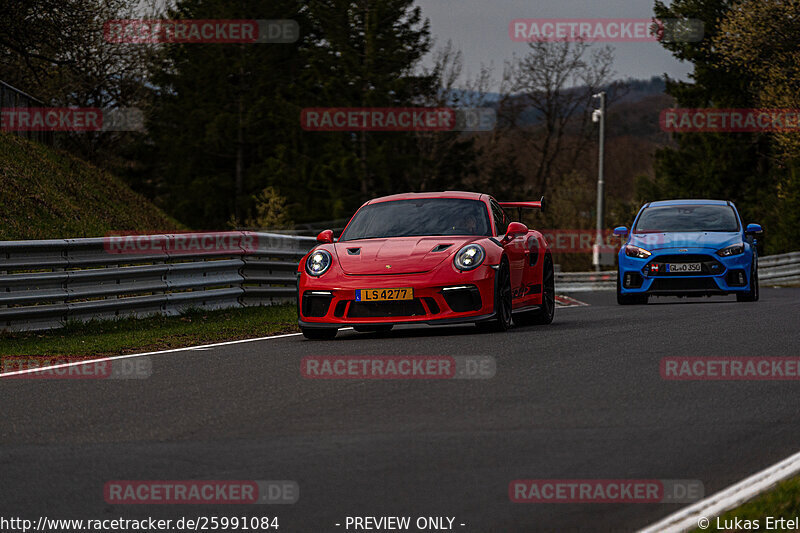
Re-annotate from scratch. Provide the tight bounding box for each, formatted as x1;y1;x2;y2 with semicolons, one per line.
296;191;555;339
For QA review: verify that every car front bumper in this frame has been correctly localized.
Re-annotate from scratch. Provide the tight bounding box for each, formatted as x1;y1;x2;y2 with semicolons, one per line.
297;264;498;328
618;247;753;296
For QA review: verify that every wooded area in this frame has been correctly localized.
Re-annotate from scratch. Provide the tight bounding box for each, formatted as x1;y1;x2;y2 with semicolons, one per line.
1;0;797;257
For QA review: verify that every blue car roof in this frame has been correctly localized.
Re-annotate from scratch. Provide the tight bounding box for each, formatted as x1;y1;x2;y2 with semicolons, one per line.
646;199;731;207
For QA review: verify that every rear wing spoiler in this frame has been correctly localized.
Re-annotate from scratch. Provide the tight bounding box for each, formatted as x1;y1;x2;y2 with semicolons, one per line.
499;196;545;214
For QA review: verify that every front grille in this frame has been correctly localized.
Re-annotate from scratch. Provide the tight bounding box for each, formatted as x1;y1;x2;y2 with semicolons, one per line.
422;297;440;314
649;278;721;292
645;254;723;276
347;299;426;318
333;300;348;317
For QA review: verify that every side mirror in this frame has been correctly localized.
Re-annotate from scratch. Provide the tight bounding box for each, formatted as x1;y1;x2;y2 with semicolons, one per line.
316;229;334;244
745;223;763;236
503;222;528;242
613;226;629;237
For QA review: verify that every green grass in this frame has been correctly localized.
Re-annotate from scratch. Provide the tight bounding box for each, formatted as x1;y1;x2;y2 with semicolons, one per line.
0;130;182;240
0;305;299;357
690;475;800;532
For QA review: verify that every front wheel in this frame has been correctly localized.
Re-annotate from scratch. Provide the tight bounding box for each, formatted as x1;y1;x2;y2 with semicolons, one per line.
516;254;555;326
479;260;512;332
301;327;338;340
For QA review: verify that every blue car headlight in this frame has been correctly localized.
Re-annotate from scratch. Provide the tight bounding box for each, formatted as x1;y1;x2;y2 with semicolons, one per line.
625;244;651;259
305;249;332;276
716;244;744;257
454;244;485;271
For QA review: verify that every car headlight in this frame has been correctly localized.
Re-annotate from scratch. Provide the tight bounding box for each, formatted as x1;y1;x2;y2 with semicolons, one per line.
305;249;332;276
453;243;485;271
716;244;744;257
625;244;651;259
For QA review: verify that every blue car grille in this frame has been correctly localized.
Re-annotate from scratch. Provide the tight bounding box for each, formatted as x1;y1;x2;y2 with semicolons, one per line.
644;254;724;276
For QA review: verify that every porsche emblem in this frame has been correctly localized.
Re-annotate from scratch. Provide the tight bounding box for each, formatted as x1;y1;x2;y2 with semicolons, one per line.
679;249;688;252
385;264;392;269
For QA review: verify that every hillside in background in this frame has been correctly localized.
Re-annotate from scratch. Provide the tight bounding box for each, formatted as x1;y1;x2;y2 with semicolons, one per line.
468;76;672;134
0;132;183;240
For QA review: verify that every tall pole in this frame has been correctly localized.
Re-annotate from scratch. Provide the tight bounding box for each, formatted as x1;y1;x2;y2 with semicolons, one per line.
592;92;606;272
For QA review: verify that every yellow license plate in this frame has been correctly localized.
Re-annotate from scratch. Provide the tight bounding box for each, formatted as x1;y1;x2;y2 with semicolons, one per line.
356;288;413;302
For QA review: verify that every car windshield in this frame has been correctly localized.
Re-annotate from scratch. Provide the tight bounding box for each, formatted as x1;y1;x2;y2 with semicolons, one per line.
634;204;740;232
339;198;491;241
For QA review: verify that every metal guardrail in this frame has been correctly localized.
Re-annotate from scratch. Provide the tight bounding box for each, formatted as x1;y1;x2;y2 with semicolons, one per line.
0;233;797;331
0;80;54;146
556;251;800;292
0;232;315;332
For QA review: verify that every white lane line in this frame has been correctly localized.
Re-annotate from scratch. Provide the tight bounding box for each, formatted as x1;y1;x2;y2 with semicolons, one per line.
0;332;304;378
638;449;800;533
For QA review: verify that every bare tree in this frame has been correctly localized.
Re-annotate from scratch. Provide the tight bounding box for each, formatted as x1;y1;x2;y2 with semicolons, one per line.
0;0;163;106
412;40;494;191
496;39;621;196
0;0;165;163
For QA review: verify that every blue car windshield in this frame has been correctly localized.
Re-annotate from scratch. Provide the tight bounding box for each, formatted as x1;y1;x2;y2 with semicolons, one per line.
634;205;740;233
340;198;492;241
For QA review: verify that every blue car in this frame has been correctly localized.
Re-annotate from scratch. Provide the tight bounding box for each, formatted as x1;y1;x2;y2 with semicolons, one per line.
614;199;762;304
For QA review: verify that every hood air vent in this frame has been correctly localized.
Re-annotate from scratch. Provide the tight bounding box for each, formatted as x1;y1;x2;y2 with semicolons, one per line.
431;244;452;253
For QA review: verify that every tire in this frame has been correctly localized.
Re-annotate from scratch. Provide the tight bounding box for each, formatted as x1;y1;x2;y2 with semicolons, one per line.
616;273;648;305
353;325;393;333
479;259;513;332
301;327;338;340
516;254;555;326
736;260;759;302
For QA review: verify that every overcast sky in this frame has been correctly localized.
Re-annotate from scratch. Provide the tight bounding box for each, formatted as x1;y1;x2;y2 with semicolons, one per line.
416;0;694;89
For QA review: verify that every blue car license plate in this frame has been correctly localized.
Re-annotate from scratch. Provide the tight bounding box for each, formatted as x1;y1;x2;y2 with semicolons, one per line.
667;263;701;273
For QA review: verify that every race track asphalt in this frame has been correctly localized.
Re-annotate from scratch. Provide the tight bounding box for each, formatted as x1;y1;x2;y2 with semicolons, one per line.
2;288;799;532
